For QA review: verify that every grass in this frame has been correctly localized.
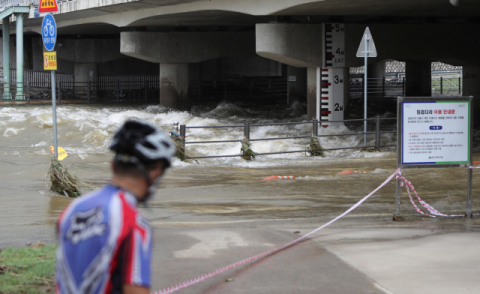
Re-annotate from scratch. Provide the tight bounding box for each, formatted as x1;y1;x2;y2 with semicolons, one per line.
0;244;56;294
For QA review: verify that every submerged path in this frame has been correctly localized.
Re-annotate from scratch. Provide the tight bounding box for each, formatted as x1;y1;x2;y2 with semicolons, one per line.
2;150;480;293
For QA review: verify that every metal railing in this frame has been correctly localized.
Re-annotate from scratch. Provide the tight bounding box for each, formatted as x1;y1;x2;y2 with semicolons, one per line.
177;117;397;160
432;77;462;95
350;77;405;97
0;0;29;11
350;76;463;97
1;79;160;104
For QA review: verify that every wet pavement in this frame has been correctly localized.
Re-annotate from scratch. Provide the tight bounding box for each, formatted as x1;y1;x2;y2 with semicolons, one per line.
2;104;480;293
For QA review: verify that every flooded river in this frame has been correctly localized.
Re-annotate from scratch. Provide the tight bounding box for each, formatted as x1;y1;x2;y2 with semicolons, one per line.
1;102;479;248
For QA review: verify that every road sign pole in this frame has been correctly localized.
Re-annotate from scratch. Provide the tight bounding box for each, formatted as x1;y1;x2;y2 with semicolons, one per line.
357;27;377;147
316;67;320;121
51;70;58;159
364;35;369;146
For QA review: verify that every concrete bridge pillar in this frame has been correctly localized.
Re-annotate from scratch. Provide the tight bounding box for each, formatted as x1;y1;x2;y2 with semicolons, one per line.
287;66;307;103
367;61;386;79
307;68;317;120
160;63;190;110
74;63;98;83
368;61;386;97
405;61;431;96
15;13;24;100
2;17;12;100
463;65;480;126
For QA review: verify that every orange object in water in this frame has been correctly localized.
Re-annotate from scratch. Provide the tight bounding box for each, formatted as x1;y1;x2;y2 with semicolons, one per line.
337;170;367;176
263;176;295;181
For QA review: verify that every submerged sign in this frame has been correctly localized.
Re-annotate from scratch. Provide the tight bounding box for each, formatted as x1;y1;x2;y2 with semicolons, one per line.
399;98;471;166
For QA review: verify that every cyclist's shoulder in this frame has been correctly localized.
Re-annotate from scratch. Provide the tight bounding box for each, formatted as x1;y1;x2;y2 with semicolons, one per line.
58;185;120;222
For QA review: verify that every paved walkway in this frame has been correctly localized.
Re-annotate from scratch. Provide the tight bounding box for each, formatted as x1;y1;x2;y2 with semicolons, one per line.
149;220;480;294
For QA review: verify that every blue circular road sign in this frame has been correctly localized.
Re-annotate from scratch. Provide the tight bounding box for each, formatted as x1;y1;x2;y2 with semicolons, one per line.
42;14;57;51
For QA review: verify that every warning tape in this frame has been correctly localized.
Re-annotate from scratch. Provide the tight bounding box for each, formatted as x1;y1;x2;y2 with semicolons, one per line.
151;169;401;294
396;169;465;218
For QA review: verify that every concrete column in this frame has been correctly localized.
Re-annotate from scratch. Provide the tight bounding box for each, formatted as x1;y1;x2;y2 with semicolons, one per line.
307;67;317;120
74;63;98;83
287;66;307;103
15;13;24;100
367;61;386;78
463;65;480;126
160;63;190;110
405;61;431;96
366;61;386;98
2;17;11;99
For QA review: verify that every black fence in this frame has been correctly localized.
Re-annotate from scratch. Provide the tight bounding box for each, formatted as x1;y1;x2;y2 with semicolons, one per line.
190;75;288;104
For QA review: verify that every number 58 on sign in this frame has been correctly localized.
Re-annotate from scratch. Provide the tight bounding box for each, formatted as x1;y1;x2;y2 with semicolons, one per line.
44;52;57;70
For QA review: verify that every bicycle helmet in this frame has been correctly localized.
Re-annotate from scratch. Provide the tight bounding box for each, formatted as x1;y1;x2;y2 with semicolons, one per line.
109;120;175;167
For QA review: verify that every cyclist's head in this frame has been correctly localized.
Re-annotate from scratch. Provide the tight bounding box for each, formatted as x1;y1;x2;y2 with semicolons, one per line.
109;120;175;200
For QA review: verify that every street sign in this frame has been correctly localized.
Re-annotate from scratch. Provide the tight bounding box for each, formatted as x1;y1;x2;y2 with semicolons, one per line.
399;98;471;166
39;0;58;13
356;27;377;57
44;52;57;70
42;14;57;51
356;27;377;146
395;96;474;217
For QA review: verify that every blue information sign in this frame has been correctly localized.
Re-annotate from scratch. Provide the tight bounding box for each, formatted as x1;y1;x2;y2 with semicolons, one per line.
42;14;56;51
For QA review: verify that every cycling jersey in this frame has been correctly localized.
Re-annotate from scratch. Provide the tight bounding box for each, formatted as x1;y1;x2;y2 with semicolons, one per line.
56;185;152;294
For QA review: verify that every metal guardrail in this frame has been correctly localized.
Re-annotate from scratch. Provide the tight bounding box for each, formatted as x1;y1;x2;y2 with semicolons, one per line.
0;0;29;11
178;117;397;160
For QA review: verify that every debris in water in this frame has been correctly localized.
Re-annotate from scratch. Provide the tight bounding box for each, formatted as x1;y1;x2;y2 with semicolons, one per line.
263;176;295;181
294;231;300;234
46;158;87;198
362;145;381;152
337;170;368;176
28;241;45;248
170;132;188;162
225;278;234;282
308;137;325;157
241;137;256;161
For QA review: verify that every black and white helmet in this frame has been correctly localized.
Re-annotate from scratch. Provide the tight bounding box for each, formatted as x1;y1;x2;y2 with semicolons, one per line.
109;120;175;168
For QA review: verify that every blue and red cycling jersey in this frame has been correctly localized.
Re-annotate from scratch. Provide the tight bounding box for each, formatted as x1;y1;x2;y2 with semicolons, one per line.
56;184;152;294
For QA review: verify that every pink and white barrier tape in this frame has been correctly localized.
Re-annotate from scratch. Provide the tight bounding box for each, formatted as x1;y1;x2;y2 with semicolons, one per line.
151;170;401;294
396;170;465;218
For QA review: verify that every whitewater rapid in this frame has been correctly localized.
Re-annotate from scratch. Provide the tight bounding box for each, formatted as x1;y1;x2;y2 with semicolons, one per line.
0;102;395;167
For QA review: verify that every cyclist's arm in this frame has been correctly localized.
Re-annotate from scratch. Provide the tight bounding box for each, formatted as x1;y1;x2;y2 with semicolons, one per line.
121;217;153;292
123;284;149;294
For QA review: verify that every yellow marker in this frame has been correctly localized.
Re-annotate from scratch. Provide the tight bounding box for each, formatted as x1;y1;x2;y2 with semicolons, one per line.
44;52;57;70
50;146;68;161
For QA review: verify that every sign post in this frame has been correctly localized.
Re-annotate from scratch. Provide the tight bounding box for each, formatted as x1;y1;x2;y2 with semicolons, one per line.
356;27;377;146
42;13;58;159
396;96;473;217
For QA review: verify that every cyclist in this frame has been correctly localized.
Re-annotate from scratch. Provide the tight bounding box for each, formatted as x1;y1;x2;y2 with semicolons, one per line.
55;120;175;294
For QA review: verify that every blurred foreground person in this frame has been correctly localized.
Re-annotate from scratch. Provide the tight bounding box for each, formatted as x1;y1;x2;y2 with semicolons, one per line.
55;120;175;294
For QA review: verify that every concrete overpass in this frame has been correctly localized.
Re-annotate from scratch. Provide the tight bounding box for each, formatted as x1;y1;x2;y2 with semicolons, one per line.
2;0;480;121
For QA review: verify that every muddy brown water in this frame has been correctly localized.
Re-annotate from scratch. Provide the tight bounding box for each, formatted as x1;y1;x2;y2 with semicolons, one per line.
1;104;480;248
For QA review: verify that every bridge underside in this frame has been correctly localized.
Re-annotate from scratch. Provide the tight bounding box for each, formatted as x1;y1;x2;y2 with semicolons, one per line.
2;0;480;122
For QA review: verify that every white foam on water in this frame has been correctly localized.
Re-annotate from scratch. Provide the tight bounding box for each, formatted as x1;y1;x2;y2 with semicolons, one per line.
0;103;397;165
3;127;25;137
